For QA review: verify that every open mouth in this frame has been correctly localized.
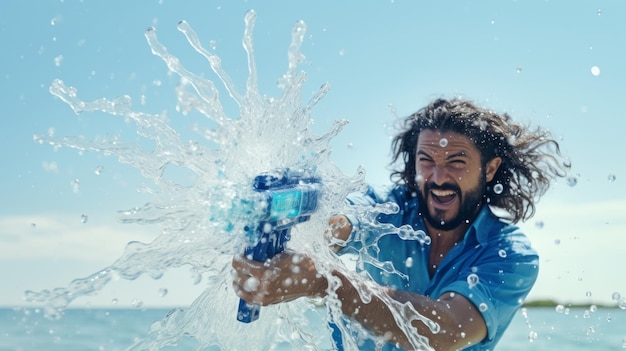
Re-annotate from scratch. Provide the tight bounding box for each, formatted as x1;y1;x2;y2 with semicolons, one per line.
430;189;457;205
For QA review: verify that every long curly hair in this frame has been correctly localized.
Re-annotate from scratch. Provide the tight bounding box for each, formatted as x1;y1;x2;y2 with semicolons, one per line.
390;98;570;223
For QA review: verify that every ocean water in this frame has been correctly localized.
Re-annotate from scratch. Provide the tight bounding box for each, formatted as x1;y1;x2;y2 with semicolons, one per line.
498;306;626;350
1;306;624;350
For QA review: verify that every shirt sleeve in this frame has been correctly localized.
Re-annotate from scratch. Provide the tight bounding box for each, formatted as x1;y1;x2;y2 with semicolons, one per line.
441;230;539;343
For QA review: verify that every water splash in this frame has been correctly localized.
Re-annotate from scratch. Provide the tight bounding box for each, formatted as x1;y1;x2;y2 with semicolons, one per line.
566;176;578;187
26;10;435;351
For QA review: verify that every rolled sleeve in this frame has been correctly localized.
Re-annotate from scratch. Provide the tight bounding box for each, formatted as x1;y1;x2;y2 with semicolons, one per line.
441;244;539;343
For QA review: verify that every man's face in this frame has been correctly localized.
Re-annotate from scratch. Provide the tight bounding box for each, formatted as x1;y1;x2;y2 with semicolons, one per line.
415;129;498;231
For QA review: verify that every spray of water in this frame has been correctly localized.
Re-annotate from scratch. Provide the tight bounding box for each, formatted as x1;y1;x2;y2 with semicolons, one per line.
26;10;436;350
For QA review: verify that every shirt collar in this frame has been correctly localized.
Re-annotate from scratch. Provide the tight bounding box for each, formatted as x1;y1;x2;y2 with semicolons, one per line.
465;205;508;246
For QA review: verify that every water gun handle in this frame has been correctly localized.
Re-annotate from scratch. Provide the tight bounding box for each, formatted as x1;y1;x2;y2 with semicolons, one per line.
236;224;292;323
235;168;320;323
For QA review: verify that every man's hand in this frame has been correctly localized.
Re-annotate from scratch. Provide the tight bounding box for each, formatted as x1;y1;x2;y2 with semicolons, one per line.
232;250;328;306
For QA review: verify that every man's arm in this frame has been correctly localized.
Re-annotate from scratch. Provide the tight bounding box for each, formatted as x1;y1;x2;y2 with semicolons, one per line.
331;269;487;350
232;251;487;351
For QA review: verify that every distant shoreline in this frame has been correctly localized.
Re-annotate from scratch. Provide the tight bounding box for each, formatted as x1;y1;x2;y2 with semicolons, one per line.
523;299;620;309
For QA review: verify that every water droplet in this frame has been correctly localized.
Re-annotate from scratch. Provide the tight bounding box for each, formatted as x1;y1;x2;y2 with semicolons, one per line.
94;165;104;175
535;221;544;229
159;288;168;297
498;249;507;258
555;304;565;313
111;298;118;304
520;307;528;319
554;239;561;245
243;276;260;292
506;135;517;147
608;174;616;182
591;66;601;76
493;183;503;194
566;177;577;187
596;9;602;16
612;292;621;301
71;179;80;193
438;138;449;147
31;223;37;228
528;331;538;342
516;66;522;74
618;298;626;310
132;299;144;308
467;273;479;288
54;55;63;67
405;257;414;268
586;291;592;297
80;214;88;223
477;120;488;131
479;303;488;312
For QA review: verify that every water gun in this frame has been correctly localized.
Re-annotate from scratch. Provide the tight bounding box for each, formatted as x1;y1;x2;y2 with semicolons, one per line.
237;169;322;323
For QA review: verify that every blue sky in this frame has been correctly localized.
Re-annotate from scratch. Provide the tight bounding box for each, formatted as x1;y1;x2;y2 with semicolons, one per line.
1;0;625;308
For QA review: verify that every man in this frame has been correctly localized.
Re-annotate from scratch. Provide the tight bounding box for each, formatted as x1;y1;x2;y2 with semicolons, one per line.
232;98;570;350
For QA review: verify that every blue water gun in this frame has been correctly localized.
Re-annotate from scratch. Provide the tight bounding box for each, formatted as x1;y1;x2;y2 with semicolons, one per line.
237;169;322;323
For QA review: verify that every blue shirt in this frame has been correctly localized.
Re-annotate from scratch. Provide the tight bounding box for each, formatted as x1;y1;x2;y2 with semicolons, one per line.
333;185;539;351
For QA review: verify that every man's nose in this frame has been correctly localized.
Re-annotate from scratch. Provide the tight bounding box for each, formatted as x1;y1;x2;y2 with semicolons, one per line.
430;165;450;185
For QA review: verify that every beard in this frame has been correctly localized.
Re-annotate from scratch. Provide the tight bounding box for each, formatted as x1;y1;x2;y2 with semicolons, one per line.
417;175;486;232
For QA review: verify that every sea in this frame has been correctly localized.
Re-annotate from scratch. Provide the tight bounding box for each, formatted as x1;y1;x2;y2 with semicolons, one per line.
1;306;624;350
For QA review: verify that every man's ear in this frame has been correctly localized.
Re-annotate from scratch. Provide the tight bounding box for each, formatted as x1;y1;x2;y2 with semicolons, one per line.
485;157;502;182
